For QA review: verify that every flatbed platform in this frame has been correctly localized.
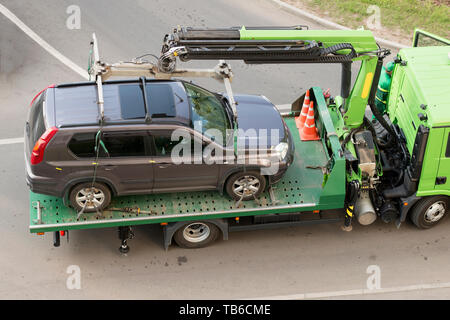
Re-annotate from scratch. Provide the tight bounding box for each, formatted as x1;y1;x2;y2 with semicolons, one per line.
29;115;345;233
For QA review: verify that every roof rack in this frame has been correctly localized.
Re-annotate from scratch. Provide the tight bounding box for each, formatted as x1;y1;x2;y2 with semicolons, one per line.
88;33;238;124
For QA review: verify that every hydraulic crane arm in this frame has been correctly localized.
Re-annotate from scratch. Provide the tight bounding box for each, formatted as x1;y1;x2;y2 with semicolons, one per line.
160;26;374;66
160;26;390;128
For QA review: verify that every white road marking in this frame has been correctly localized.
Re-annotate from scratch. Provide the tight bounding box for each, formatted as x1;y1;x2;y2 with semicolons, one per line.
0;137;24;145
0;4;89;80
248;281;450;300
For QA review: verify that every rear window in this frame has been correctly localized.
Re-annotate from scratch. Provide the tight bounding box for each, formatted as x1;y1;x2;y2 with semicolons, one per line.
27;93;46;150
68;132;147;158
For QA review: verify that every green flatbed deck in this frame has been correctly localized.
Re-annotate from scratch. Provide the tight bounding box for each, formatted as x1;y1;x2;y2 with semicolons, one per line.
30;112;345;233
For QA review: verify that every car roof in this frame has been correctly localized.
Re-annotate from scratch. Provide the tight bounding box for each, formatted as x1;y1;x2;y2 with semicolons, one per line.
51;79;191;128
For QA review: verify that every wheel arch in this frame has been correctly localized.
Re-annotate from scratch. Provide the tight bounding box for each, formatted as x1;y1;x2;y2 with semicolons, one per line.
219;166;267;194
162;219;229;250
408;195;449;229
399;194;422;222
61;177;117;206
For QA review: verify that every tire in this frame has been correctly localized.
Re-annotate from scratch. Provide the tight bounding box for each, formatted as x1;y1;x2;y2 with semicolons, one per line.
410;196;448;229
173;221;220;249
69;182;111;213
225;171;266;201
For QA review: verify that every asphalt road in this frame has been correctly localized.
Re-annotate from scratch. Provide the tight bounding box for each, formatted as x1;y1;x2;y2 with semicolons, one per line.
0;0;449;300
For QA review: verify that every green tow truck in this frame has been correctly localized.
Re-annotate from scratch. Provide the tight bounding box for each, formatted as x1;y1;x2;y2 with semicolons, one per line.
29;27;450;252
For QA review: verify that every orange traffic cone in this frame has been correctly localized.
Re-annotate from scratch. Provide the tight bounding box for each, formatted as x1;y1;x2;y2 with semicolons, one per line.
300;101;320;141
295;90;310;129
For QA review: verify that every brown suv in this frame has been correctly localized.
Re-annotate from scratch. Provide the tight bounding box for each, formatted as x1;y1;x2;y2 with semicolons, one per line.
25;79;294;212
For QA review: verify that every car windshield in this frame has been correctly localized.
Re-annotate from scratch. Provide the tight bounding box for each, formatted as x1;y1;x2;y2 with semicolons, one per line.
184;82;231;145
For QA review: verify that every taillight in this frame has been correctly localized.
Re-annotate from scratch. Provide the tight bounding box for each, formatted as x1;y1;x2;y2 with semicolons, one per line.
30;84;55;107
31;127;58;165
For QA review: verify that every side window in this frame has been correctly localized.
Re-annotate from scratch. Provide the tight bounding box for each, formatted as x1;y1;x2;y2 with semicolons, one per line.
102;132;146;157
152;131;202;158
153;133;184;157
445;133;450;158
68;132;147;158
68;132;97;158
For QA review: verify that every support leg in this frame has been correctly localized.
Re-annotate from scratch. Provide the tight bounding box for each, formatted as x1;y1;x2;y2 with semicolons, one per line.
342;205;354;232
118;226;134;254
53;231;60;247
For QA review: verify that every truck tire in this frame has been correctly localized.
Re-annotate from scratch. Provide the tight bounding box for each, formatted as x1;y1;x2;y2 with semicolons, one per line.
410;196;448;229
69;182;111;213
173;221;220;248
225;171;266;201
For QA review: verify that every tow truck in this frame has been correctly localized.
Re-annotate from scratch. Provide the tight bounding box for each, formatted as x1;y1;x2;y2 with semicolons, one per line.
29;26;450;252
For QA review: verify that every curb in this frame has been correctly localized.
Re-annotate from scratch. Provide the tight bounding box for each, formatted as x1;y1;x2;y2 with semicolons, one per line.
269;0;408;49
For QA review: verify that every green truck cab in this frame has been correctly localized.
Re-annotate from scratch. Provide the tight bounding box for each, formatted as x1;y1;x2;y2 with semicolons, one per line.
383;31;450;228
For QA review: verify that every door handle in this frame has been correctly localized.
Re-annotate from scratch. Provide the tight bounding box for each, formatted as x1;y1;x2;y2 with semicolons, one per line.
158;164;172;169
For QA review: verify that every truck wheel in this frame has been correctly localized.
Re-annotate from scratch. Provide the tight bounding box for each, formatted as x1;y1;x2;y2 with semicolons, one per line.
69;182;111;213
173;221;219;248
410;196;448;229
226;171;266;201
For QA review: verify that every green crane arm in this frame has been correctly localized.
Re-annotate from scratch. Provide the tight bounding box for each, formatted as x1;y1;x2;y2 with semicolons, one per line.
161;26;388;128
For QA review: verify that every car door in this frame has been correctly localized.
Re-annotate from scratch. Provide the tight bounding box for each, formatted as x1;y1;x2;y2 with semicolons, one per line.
96;130;154;195
150;128;220;192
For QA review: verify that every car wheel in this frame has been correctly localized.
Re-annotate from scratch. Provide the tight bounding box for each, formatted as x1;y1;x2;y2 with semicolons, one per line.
225;171;266;201
173;221;220;248
410;196;448;229
69;182;111;213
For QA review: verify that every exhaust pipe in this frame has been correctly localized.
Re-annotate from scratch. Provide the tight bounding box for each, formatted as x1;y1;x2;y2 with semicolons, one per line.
354;191;377;225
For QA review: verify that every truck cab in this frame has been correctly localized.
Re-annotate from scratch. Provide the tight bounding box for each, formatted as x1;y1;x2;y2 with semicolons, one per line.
384;30;450;227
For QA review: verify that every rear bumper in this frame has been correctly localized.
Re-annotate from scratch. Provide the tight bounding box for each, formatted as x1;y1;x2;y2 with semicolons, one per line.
25;147;60;197
26;172;59;197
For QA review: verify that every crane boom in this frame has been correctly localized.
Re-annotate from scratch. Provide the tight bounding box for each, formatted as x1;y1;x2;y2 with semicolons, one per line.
160;26;390;128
